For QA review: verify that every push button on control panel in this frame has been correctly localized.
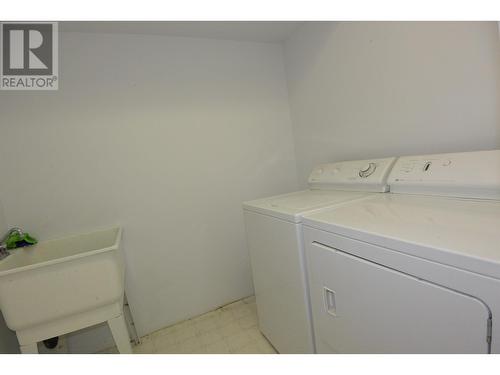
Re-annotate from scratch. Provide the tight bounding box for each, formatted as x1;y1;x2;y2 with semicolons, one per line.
359;163;377;178
442;160;452;166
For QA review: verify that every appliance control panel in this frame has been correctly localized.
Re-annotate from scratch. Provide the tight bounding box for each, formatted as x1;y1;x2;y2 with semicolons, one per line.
388;149;500;199
308;157;397;192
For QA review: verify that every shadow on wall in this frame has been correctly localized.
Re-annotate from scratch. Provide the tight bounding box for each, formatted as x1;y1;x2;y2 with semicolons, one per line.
0;312;19;354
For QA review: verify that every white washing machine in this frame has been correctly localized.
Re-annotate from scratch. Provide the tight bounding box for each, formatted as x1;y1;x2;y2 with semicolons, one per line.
303;149;500;353
242;157;396;353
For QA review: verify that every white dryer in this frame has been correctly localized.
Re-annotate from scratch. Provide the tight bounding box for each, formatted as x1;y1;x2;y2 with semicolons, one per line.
243;157;396;353
303;150;500;353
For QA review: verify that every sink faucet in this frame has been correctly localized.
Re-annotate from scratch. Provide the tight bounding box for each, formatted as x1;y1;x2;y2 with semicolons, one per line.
0;227;24;261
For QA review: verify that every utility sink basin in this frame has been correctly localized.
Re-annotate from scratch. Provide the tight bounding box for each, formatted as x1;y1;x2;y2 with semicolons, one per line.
0;227;132;353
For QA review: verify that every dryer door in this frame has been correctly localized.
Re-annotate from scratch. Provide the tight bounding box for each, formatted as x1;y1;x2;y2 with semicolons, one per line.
308;242;491;353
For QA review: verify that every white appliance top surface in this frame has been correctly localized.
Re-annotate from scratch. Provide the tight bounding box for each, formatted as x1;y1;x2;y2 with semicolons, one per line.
242;156;396;223
243;189;374;223
303;193;500;278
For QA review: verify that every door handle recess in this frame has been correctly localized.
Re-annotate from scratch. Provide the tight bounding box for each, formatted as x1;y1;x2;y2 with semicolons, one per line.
324;287;337;317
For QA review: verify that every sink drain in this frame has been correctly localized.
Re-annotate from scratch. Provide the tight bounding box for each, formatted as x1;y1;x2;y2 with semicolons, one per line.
43;336;59;349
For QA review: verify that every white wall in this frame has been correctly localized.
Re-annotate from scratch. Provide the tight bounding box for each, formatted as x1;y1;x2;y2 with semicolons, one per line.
0;312;19;354
0;31;298;347
284;22;500;186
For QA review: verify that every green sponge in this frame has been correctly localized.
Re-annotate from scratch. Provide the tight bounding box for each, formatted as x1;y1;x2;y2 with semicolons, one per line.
5;232;38;249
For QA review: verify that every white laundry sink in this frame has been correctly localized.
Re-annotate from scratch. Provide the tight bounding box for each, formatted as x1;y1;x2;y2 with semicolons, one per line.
0;227;132;353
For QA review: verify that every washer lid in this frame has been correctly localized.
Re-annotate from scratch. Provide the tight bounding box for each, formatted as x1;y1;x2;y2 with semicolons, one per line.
243;189;373;223
302;193;500;279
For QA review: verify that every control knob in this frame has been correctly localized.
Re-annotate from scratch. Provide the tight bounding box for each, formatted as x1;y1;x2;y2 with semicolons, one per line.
359;163;376;178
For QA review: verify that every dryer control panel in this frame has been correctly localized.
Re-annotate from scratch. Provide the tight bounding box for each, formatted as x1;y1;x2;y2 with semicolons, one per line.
308;157;397;192
388;149;500;199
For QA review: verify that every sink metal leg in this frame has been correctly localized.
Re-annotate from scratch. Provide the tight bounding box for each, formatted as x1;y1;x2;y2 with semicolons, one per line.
108;314;132;354
20;342;38;354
